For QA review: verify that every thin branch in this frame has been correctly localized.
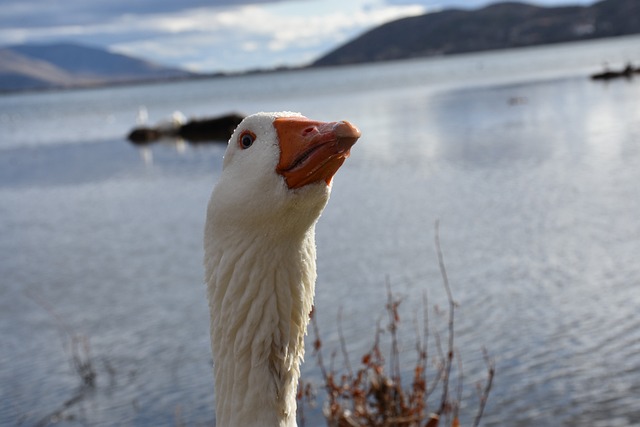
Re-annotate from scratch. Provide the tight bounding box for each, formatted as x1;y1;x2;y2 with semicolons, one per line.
426;364;444;400
309;307;329;382
435;220;456;416
385;278;402;386
423;290;429;370
26;292;98;427
454;350;464;422
473;348;495;427
34;389;87;427
337;307;353;377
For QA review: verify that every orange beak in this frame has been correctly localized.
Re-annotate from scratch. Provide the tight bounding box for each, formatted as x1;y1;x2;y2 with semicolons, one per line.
274;116;361;189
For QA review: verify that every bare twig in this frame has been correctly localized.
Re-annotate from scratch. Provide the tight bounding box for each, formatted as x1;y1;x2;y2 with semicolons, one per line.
454;350;464;423
34;389;88;427
473;348;495;427
310;307;329;381
70;335;96;387
385;278;402;385
422;291;429;391
25;291;102;426
426;363;444;400
435;220;455;417
337;307;353;377
297;378;316;427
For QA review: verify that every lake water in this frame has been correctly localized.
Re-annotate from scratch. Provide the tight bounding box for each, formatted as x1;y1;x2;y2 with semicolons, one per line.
2;35;640;426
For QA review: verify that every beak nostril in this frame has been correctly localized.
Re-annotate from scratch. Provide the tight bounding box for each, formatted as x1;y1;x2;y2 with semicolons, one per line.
303;127;315;135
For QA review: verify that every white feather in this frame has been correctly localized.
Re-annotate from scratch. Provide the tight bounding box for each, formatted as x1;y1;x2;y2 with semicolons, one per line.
204;112;331;427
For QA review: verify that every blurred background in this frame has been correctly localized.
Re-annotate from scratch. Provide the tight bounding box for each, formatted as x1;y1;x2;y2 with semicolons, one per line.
1;0;640;426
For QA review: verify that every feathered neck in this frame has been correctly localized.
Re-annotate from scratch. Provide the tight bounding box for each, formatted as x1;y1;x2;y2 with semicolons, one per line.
205;222;317;427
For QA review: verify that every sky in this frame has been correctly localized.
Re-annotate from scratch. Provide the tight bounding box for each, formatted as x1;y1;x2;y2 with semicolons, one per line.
0;0;594;73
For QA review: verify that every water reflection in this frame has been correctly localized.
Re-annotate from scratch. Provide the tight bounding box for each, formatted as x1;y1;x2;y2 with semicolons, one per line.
0;138;225;189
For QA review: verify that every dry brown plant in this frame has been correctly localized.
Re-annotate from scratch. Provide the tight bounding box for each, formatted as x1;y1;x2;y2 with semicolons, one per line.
298;221;495;427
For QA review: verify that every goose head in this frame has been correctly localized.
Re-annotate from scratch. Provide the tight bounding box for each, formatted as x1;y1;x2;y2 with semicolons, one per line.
207;111;360;238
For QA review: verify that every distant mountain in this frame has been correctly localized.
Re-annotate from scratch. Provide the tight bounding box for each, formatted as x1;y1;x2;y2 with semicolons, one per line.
312;0;640;67
0;43;196;92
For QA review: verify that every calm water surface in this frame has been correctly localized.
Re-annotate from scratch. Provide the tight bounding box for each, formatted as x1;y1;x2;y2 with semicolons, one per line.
2;36;640;426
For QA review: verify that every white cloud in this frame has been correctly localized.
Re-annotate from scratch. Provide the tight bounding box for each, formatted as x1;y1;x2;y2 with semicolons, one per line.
109;0;427;72
241;41;260;52
0;0;427;72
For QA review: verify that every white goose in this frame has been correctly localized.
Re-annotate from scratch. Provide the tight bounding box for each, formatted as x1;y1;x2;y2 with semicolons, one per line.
204;112;361;427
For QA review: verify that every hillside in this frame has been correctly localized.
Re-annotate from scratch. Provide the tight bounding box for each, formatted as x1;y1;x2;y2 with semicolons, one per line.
312;0;640;67
0;43;196;92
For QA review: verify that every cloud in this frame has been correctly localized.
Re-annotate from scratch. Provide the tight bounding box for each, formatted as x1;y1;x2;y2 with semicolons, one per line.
0;0;286;28
111;0;427;71
0;0;427;72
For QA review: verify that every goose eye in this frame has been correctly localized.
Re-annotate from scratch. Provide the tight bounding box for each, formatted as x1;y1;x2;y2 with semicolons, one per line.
239;131;256;149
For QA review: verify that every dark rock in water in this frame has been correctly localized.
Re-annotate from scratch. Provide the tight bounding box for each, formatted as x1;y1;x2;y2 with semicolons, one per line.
178;113;245;143
591;63;639;81
128;127;162;145
127;112;245;144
